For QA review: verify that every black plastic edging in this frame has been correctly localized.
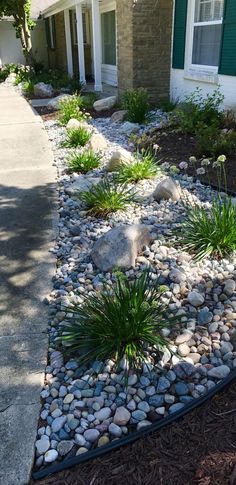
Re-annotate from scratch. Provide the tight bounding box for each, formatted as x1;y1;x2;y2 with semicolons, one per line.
32;368;236;481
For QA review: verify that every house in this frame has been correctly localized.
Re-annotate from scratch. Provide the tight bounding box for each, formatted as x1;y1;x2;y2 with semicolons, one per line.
0;0;54;67
42;0;173;102
171;0;236;110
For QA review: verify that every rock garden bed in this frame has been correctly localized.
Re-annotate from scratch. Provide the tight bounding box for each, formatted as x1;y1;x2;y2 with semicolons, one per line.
33;95;236;474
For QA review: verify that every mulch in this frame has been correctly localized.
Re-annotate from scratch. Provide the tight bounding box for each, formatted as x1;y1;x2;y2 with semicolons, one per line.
30;380;236;485
138;129;236;194
34;106;117;123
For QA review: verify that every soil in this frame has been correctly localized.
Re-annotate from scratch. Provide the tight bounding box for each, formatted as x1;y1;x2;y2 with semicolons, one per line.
137;129;236;194
34;106;117;123
30;380;236;485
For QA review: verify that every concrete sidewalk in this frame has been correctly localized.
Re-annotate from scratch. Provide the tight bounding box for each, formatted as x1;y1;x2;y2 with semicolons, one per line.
0;86;56;485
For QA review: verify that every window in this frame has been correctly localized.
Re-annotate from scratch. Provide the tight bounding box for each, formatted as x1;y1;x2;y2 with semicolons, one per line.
192;0;224;67
101;10;116;66
45;16;56;49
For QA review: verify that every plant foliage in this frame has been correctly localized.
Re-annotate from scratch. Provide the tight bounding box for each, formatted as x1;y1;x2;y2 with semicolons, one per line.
67;150;101;173
79;177;136;216
180;196;236;260
116;150;161;183
58;95;87;124
122;88;150;124
62;127;91;148
59;271;174;369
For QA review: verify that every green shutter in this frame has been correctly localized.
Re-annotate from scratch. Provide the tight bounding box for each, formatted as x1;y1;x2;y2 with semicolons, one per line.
45;18;51;48
52;16;56;48
172;0;188;69
219;0;236;75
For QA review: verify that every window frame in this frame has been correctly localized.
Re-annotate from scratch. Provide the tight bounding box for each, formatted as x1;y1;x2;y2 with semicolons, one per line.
100;0;117;69
49;16;55;50
185;0;224;75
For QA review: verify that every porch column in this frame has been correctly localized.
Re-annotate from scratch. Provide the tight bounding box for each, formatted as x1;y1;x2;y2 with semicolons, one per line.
76;3;86;85
64;9;73;77
91;0;102;91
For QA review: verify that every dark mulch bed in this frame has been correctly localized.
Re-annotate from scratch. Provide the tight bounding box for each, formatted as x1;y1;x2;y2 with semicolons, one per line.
34;106;117;123
30;380;236;485
138;129;236;194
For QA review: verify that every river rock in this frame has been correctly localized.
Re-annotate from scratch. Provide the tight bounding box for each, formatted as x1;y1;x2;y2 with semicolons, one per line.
48;94;71;110
153;177;181;202
113;407;131;426
93;96;117;112
187;291;205;307
106;148;133;172
208;365;230;379
88;133;107;151
110;110;127;123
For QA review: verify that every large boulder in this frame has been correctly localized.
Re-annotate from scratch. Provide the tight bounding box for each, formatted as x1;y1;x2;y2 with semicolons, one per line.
33;82;54;98
110;110;127;123
47;94;71;110
93;96;117;112
91;224;152;272
106;148;133;172
153;177;181;202
119;121;140;135
88;133;107;151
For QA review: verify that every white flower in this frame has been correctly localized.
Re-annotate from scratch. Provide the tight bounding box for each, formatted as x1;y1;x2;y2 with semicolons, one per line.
179;161;188;170
217;154;226;163
189;156;197;164
153;144;159;151
201;158;210;166
196;167;205;175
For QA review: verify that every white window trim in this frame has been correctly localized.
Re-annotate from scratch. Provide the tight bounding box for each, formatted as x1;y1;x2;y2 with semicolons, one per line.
184;0;223;82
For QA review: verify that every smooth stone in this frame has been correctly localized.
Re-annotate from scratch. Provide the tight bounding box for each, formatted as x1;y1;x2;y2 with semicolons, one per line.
63;393;74;404
178;343;190;357
113;407;131;426
169;268;186;283
132;410;147;421
120;121;140;135
109;423;122;437
106;148;133;172
157;376;171;393
224;280;236;297
94;407;112;421
93;96;117;112
44;450;58;463
84;429;100;443
198;309;213;325
98;436;110;447
51;416;67;433
110;110;127;123
153;177;181;202
221;342;234;355
57;440;74;456
35;436;50;455
175;332;193;345
169;403;185;413
174;382;189;395
187;291;204;307
76;447;88;455
137;420;152;431
149;395;164;407
75;434;86;446
208;365;230;379
137;401;150;413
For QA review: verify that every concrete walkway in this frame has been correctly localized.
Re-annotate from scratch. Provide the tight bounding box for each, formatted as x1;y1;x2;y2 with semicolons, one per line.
0;86;56;485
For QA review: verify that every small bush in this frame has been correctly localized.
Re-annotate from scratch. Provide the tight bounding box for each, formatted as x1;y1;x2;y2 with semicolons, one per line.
62;127;91;148
81;92;99;109
180;196;236;260
117;150;161;183
58;95;85;124
58;271;174;369
23;79;34;95
79;177;136;216
173;87;224;134
122;88;150;123
195;123;236;158
67;150;101;173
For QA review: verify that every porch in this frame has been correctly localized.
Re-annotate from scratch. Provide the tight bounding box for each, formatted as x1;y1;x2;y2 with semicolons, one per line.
43;0;117;93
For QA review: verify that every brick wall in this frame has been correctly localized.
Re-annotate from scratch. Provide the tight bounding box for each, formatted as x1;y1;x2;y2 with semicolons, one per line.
48;12;67;72
117;0;173;103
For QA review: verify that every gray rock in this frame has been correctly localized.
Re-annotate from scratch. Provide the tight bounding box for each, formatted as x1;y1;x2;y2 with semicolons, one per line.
169;403;185;413
174;362;196;378
50;350;63;369
34;82;54;98
94;407;112;421
44;449;58;463
137;420;152;431
68;175;102;196
149;395;164;407
51;416;67;433
75;434;86;446
106;148;133;172
109;423;122;437
110;110;127;123
57;440;74;456
198;309;213;325
153;177;181;202
169;268;186;283
84;429;100;442
91;224;152;272
48;94;71;110
224;279;236;297
208;365;230;379
113;407;131;426
220;342;234;355
94;96;117;112
132;410;147;421
88;133;107;151
120;121;140;135
35;436;50;455
187;291;204;307
157;376;171;393
174;382;189;395
175;332;193;345
137;401;150;413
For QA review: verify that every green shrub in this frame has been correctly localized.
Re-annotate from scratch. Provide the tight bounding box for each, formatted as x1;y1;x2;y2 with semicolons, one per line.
81;92;99;109
117;150;161;183
79;177;136;216
62;127;91;148
173;87;224;134
180;196;236;260
67;150;101;173
22;79;34;95
195;123;236;158
122;88;150;123
58;271;174;369
58;95;85;124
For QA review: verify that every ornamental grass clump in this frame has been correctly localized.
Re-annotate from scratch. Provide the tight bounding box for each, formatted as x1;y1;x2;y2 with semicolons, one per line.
116;150;161;183
122;88;150;124
67;150;101;173
79;177;136;216
181;155;236;260
62;127;91;148
58;271;174;369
